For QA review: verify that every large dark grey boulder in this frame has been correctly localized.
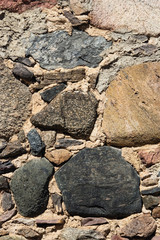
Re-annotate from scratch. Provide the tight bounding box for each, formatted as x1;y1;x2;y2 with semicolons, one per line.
26;30;112;70
31;91;98;139
55;146;142;218
10;158;54;217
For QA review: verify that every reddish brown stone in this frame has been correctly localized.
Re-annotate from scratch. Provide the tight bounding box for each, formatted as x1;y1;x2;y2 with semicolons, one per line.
138;147;160;167
0;209;17;226
81;217;108;226
111;235;129;240
36;218;65;226
152;207;160;218
120;214;157;238
152;236;160;240
0;0;57;13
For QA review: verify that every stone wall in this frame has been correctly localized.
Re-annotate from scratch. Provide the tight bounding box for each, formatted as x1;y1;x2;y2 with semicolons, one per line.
0;0;160;239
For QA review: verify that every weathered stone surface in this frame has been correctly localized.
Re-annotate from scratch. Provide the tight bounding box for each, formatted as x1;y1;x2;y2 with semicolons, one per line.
142;178;158;187
142;196;160;209
27;129;45;156
152;207;160;218
41;131;56;149
138;147;160;167
141;187;160;196
81;217;108;226
0;161;16;174
102;62;160;147
69;0;93;14
40;84;66;103
1;192;14;211
60;227;105;240
0;209;17;226
31;91;98;139
16;57;35;67
26;30;112;70
0;0;57;13
13;63;35;85
36;218;65;226
55;139;83;149
0;60;31;140
90;0;160;36
51;193;63;214
55;146;142;218
111;236;129;240
0;236;26;240
0;176;9;190
16;227;40;239
120;214;156;238
0;139;7;152
0;141;26;159
45;149;71;165
10;158;54;217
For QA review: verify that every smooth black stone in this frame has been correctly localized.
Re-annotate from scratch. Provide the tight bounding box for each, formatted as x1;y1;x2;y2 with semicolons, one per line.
0;176;9;190
0;161;16;174
141;187;160;196
55;146;142;218
10;158;54;217
27;129;45;156
55;139;83;149
40;84;66;103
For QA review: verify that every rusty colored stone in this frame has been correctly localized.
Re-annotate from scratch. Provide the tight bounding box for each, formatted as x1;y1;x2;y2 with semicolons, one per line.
81;217;108;226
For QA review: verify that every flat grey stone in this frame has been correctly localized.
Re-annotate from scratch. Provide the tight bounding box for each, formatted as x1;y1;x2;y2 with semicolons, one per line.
31;91;98;139
26;30;112;70
55;146;142;218
10;158;54;217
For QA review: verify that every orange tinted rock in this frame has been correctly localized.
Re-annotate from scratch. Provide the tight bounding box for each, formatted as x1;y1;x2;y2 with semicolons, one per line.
138;146;160;167
45;149;72;165
0;0;57;13
102;62;160;147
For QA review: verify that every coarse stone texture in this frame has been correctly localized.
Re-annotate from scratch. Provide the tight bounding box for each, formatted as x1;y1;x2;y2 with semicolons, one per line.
26;30;112;70
60;227;105;240
102;62;160;147
81;217;108;226
0;209;17;226
69;0;93;14
1;192;14;211
27;129;45;156
0;139;7;152
0;60;31;140
0;141;26;159
138;146;160;167
0;0;57;13
111;236;129;240
0;176;9;190
120;214;157;238
152;207;160;218
40;84;66;103
16;227;40;239
40;131;56;149
10;158;54;217
51;193;63;214
55;139;83;149
90;0;160;36
31;91;98;139
141;187;160;196
55;146;142;218
0;236;26;240
142;178;158;187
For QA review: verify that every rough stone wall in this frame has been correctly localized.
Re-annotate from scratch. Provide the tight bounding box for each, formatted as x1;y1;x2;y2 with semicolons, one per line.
0;0;160;240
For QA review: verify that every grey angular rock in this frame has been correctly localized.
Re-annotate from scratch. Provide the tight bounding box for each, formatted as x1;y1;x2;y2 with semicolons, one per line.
51;193;63;214
1;192;14;211
60;227;105;240
0;176;9;190
10;158;54;217
142;196;160;209
27;129;45;156
40;84;66;103
0;209;17;226
16;57;35;67
31;91;98;139
26;30;112;70
55;146;142;218
141;187;160;196
0;59;31;140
